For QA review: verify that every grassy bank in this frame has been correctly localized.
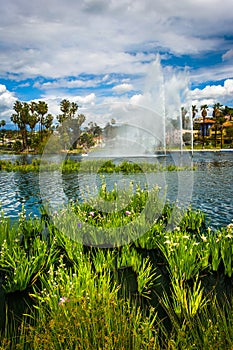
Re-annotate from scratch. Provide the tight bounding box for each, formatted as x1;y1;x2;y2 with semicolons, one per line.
0;184;232;349
0;158;195;173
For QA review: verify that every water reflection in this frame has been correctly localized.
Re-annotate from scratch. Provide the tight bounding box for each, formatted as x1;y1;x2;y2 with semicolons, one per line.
0;151;232;228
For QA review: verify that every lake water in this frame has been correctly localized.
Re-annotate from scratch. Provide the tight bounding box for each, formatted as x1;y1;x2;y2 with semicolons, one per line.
0;151;232;229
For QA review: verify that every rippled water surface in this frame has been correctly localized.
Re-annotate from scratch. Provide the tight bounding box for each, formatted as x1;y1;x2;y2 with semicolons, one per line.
0;151;232;229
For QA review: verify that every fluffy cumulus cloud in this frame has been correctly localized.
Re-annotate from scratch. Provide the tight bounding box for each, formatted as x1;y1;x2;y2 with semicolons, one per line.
0;0;233;115
191;79;233;106
112;83;133;94
0;0;233;79
0;85;16;120
33;92;96;122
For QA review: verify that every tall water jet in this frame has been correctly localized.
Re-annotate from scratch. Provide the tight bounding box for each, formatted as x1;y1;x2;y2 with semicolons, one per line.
39;55;194;248
88;55;192;158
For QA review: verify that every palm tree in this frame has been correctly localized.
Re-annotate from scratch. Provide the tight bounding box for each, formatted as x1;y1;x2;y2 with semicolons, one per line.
0;120;6;146
11;113;21;135
0;120;6;128
43;114;53;131
69;102;78;118
36;101;48;141
21;102;30;148
28;102;39;132
57;100;85;149
212;103;223;148
181;107;187;129
192;105;198;119
200;104;208;148
69;113;86;148
11;101;29;149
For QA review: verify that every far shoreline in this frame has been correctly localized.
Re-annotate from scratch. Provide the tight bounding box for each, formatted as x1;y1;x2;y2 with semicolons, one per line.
0;147;233;156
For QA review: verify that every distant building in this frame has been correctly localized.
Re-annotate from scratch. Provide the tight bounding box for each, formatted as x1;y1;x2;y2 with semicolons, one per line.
194;117;215;136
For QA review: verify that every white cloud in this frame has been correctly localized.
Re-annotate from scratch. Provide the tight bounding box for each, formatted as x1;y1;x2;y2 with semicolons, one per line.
0;0;233;112
0;85;16;121
222;49;233;61
35;78;100;90
32;93;97;124
75;93;96;106
0;85;7;94
112;83;133;93
0;0;233;80
191;79;233;107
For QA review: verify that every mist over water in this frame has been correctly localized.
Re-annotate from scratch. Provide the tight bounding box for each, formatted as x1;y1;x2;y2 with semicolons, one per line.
86;55;191;158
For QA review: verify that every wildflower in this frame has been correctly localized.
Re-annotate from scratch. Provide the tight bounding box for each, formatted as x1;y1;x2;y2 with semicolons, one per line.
89;211;95;217
58;296;70;306
78;222;81;228
125;210;131;215
164;240;171;244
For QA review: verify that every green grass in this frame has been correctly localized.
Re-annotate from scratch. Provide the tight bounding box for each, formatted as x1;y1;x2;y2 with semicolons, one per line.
0;158;195;173
0;184;232;349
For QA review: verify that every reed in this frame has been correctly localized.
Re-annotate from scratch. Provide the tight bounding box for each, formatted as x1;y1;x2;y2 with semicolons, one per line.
0;158;195;173
0;184;232;349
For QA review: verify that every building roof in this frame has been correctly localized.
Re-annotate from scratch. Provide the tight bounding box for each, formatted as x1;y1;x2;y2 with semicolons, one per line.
223;121;233;127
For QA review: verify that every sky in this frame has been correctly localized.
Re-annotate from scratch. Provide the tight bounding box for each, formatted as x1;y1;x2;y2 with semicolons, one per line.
0;0;233;127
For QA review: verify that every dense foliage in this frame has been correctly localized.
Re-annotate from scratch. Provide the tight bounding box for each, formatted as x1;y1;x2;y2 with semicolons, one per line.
0;184;232;349
0;158;195;173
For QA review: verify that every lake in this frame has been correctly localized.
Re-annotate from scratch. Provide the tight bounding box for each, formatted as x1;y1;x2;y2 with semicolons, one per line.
0;151;232;229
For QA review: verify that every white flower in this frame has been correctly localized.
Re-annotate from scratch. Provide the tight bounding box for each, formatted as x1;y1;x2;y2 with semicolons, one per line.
164;240;171;244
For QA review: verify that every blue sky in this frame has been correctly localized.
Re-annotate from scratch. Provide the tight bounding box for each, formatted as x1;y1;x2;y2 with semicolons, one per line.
0;0;233;127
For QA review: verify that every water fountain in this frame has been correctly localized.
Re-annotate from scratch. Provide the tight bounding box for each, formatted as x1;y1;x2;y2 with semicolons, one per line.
86;55;192;159
39;55;194;247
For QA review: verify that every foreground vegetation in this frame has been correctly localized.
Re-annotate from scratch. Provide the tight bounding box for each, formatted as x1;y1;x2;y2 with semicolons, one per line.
0;184;233;349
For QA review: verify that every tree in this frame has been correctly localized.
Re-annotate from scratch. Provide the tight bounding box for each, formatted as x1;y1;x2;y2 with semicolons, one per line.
57;100;85;149
88;122;102;137
79;132;94;150
36;101;48;141
181;107;187;129
200;104;208;148
225;126;233;145
28;102;39;132
43;114;53;131
70;102;79;118
69;113;86;148
192;105;198;119
212;103;223;147
0;120;6;128
57;99;71;123
11;101;30;149
0;119;6;146
11;101;22;134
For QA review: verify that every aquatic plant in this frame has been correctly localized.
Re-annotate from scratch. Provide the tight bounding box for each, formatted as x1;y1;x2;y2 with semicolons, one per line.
0;184;232;349
0;158;195;173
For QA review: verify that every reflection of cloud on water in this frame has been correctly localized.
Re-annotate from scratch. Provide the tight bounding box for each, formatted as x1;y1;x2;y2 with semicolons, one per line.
0;171;41;219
